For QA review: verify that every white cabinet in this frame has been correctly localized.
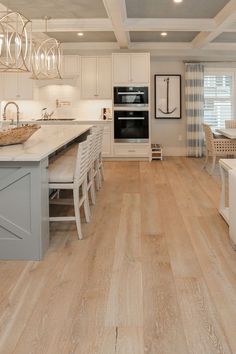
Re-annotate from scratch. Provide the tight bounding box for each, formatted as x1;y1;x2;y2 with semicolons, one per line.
101;124;112;157
112;53;150;85
62;55;80;77
114;143;150;158
81;56;112;99
3;73;33;100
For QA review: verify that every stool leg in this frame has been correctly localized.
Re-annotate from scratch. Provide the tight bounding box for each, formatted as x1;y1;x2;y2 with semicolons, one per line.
73;188;83;240
82;180;91;223
89;168;96;205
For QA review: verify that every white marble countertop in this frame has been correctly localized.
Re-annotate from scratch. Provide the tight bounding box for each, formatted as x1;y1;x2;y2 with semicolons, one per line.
16;118;112;124
0;124;92;162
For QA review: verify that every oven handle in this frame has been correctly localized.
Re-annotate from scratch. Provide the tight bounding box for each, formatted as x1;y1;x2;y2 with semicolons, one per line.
117;92;145;95
118;117;145;120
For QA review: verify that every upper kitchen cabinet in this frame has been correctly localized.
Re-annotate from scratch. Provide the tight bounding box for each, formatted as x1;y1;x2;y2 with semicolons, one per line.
3;73;33;100
62;55;80;77
112;53;150;85
81;56;112;99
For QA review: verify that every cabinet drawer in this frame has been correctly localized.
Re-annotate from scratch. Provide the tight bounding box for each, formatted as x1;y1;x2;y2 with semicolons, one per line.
114;143;150;157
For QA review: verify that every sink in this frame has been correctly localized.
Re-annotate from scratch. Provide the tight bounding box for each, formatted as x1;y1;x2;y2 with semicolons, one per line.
36;118;75;121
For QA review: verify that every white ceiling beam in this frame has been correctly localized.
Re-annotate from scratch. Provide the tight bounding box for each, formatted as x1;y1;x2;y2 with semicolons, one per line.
32;18;113;32
130;42;192;50
102;0;129;48
205;42;236;51
62;42;119;51
125;18;216;32
192;0;236;48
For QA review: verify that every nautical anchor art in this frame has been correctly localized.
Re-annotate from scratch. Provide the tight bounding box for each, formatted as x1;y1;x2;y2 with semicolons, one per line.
158;77;177;115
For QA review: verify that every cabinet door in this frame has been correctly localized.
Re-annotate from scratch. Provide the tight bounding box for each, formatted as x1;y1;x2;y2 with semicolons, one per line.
81;57;97;99
62;55;80;77
0;73;4;100
97;57;112;99
102;130;111;156
112;54;130;84
3;73;33;100
130;54;149;84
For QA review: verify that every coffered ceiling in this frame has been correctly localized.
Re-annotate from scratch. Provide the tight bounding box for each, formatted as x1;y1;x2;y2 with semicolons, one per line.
1;0;236;57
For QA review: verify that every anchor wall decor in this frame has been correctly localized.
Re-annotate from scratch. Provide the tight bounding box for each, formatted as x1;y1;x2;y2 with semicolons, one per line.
154;74;182;119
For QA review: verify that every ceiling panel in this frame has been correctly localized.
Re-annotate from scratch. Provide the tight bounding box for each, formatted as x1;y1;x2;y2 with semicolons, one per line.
0;0;108;19
130;31;199;42
213;32;236;42
47;31;116;43
126;0;230;19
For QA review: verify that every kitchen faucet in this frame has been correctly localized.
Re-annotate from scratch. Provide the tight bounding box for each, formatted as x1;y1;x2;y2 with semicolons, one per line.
2;101;20;127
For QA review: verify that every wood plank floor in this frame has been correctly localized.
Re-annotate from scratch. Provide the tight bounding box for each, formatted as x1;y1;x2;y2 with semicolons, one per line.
0;157;236;354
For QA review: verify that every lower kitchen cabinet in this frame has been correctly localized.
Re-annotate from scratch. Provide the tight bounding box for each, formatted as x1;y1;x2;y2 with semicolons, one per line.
114;143;150;158
101;125;112;157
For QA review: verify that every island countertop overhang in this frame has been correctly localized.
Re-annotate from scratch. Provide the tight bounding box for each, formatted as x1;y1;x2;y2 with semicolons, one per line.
0;124;92;162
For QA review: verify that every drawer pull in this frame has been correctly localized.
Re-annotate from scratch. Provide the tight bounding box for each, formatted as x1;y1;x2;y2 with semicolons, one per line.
128;149;136;152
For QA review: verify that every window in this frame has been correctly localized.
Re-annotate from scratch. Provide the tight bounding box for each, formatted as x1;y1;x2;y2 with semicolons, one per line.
204;71;234;129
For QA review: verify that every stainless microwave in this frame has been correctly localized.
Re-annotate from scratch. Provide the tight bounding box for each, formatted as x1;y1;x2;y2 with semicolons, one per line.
113;86;148;107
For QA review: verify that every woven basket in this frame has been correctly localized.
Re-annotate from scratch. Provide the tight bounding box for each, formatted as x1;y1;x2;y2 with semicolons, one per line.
0;124;40;146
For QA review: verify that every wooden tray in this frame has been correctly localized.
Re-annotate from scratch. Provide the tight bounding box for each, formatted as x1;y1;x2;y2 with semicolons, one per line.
0;124;40;146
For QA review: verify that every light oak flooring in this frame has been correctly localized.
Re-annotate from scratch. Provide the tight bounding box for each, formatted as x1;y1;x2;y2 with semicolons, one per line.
0;157;236;354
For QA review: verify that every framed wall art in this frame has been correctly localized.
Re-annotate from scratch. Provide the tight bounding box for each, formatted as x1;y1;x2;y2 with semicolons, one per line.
154;74;182;119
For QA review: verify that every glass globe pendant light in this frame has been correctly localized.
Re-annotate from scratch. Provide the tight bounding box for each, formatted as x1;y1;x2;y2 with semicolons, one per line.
0;11;32;72
31;17;62;80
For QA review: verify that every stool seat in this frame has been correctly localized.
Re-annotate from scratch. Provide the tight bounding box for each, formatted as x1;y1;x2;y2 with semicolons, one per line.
49;155;75;183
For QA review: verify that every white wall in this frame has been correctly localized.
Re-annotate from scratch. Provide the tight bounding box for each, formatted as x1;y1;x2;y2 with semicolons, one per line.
150;59;187;156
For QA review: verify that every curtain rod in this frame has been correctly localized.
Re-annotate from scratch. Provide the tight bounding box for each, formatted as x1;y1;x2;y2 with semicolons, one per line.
183;60;236;64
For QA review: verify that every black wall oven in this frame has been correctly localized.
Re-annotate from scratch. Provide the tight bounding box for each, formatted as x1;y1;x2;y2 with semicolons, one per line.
114;110;149;143
114;86;148;107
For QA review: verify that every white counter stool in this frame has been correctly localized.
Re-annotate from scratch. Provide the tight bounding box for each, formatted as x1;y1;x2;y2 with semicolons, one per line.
48;140;90;240
87;133;97;205
93;127;104;190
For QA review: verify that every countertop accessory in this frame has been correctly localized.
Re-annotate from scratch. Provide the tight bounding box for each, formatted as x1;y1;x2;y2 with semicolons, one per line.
3;101;20;127
0;11;32;72
0;124;40;146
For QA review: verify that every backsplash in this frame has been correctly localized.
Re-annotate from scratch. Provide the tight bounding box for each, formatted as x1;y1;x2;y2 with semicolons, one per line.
0;84;112;121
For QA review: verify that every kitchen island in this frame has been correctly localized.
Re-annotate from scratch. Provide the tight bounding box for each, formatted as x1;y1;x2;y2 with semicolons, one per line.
0;124;92;260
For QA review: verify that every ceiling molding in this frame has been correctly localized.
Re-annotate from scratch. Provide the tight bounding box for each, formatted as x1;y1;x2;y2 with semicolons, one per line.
124;18;216;32
32;18;113;32
130;42;192;50
192;0;236;48
62;42;119;50
205;42;236;50
102;0;129;48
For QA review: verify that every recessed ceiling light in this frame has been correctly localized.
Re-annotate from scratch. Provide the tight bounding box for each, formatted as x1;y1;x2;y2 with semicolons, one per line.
77;32;84;36
174;0;183;3
161;32;167;36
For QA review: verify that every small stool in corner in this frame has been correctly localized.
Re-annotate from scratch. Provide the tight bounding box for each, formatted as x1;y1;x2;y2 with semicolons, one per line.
151;143;163;161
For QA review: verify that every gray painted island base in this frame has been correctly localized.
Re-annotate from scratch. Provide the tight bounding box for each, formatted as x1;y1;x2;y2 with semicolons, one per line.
0;124;92;260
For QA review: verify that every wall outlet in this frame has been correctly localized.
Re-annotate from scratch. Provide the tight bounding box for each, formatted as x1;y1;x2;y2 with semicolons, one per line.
178;135;183;141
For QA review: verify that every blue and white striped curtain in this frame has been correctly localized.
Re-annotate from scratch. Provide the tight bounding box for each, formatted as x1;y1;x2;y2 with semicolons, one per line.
185;63;205;157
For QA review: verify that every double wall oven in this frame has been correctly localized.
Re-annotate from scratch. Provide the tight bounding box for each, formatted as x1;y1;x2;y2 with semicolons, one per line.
113;86;149;143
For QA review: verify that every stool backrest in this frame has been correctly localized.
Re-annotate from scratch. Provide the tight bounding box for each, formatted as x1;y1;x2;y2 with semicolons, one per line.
74;140;89;185
87;133;96;170
202;123;214;152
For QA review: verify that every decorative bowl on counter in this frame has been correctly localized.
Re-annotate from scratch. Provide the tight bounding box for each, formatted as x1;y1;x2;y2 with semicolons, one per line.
0;124;41;146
